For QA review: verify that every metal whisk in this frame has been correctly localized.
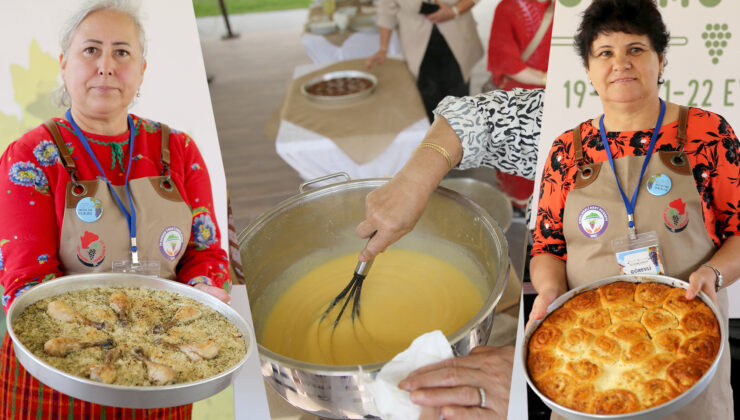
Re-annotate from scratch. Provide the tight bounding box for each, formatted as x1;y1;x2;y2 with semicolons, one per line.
320;233;376;329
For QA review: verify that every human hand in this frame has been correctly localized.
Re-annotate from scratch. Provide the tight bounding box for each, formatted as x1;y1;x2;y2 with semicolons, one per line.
194;284;231;304
399;345;515;420
526;287;562;331
426;1;456;24
685;265;718;304
365;49;388;69
356;173;434;261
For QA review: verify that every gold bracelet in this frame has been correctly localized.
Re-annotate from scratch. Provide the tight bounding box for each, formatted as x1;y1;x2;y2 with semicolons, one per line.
417;142;454;169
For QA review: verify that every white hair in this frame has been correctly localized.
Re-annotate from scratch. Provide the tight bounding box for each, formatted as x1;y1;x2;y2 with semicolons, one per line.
55;0;146;107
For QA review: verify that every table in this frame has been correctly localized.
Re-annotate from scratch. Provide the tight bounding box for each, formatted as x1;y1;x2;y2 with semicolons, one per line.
302;0;403;64
274;59;430;181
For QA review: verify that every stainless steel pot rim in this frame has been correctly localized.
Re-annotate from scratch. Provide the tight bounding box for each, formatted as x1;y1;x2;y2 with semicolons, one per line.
239;177;510;373
7;273;255;392
522;274;726;419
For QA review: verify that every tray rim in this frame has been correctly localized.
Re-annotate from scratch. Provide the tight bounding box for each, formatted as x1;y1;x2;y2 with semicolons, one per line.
6;273;256;408
521;274;727;420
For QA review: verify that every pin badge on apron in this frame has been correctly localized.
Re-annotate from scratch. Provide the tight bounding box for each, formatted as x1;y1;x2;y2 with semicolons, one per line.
646;173;672;196
75;197;103;222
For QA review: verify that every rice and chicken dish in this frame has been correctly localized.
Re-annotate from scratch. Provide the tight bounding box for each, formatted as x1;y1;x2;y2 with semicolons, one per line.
12;287;247;386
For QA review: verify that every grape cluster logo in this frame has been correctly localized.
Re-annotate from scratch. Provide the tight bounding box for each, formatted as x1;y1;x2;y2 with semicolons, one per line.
702;23;731;64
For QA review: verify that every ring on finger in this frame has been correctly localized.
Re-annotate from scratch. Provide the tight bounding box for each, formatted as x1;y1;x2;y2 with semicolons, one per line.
478;387;486;408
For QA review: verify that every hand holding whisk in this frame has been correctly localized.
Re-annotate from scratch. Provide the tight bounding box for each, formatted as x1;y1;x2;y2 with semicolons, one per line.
320;232;376;329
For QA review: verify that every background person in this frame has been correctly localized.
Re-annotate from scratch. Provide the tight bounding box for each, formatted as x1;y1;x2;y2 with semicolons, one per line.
486;0;553;212
528;0;738;417
367;0;484;122
0;1;230;418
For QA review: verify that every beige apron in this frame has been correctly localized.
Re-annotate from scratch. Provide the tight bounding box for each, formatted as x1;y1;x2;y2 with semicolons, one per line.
43;120;192;280
555;107;733;419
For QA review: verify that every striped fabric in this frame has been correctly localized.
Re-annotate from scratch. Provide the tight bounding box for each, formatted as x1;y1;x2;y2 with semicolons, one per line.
1;335;192;419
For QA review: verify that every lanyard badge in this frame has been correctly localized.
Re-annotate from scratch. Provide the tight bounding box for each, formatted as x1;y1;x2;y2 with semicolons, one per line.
66;110;159;277
601;100;667;276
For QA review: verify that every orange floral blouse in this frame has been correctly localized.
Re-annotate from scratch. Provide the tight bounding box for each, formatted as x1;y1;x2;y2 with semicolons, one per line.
532;107;740;260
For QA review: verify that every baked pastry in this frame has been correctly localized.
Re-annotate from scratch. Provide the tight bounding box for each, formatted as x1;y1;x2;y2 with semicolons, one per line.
527;281;721;414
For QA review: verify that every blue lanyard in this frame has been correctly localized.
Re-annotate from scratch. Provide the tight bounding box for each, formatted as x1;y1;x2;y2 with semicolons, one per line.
599;99;666;240
65;109;140;263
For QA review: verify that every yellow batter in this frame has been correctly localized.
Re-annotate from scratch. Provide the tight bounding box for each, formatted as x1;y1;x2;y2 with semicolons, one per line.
261;249;484;365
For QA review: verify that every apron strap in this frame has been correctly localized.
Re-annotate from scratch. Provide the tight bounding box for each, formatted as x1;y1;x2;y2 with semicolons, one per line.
573;124;584;164
160;122;171;168
43;119;77;173
677;105;689;145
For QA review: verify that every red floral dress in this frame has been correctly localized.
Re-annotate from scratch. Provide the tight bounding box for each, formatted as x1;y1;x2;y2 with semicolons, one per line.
487;0;553;91
0;116;231;419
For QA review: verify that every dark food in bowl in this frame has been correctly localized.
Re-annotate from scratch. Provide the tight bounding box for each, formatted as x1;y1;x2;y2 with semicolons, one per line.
305;77;374;97
527;281;720;415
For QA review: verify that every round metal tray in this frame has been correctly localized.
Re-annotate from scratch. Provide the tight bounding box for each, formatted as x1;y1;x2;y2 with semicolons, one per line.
6;273;256;409
522;274;726;420
301;70;377;105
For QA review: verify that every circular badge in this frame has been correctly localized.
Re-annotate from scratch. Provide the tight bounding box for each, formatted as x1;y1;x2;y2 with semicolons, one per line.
578;205;609;238
663;198;689;233
646;173;672;196
75;197;103;222
159;226;185;261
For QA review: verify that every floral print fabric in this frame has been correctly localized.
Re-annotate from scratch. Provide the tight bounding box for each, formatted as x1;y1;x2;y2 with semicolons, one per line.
0;115;231;310
532;107;740;261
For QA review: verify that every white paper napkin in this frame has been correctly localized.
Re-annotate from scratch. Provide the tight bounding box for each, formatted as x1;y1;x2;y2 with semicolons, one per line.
362;330;454;420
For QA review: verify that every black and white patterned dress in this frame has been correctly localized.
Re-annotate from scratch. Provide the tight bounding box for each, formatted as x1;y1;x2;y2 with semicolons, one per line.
433;88;543;180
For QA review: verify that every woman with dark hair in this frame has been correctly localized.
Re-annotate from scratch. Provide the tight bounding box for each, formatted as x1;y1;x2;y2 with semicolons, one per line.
529;0;738;417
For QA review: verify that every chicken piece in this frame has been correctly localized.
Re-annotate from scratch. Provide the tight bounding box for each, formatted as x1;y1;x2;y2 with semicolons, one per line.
156;338;219;361
44;337;115;357
179;339;219;361
47;301;106;330
133;348;177;385
89;348;121;384
109;292;130;327
152;305;202;334
89;364;116;384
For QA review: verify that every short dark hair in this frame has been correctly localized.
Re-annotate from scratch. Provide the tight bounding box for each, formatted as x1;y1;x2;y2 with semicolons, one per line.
574;0;669;68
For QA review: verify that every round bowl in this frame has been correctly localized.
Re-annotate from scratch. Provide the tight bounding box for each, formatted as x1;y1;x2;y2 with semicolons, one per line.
301;70;377;106
308;20;338;35
6;273;256;409
522;274;726;420
349;15;377;33
335;6;358;17
238;176;510;418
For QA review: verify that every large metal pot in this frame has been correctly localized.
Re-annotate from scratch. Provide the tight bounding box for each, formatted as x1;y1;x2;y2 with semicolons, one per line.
6;273;255;409
523;274;726;420
238;175;510;418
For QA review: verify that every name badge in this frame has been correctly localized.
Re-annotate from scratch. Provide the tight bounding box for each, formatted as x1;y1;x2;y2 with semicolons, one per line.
612;231;665;276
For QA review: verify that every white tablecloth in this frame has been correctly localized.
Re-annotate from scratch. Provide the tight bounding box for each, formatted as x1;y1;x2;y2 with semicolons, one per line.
230;285;271;419
275;62;430;181
301;30;403;64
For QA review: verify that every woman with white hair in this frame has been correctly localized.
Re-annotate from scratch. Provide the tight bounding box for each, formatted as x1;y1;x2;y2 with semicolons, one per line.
0;1;229;417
